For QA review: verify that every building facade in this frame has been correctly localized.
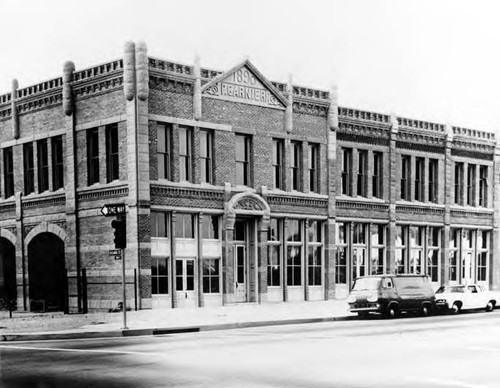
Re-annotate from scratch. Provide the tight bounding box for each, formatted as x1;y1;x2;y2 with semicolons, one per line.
0;41;498;312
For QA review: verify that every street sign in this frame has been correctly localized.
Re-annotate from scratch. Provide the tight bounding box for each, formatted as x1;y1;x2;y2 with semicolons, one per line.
101;203;126;217
109;249;121;256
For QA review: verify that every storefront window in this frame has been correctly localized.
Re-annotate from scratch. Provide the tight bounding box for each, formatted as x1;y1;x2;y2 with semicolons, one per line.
202;259;220;293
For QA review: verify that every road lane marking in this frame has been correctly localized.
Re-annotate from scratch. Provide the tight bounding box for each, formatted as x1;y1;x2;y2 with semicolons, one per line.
0;344;165;356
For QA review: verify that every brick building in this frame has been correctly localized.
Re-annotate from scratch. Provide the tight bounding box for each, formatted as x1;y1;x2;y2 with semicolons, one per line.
0;41;498;312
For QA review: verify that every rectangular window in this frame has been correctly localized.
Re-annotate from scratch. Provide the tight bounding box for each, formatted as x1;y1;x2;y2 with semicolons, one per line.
401;155;411;200
395;225;407;274
467;164;476;206
37;139;49;192
370;224;385;275
151;212;168;238
87;128;100;185
176;259;194;291
202;215;219;239
372;152;383;198
357;150;367;197
267;218;281;287
23;143;35;195
290;141;302;191
428;159;438;203
235;134;251;186
476;230;489;282
286;219;302;286
272;139;284;190
308;143;319;193
157;123;171;180
3;147;14;198
335;222;347;284
415;157;424;201
202;259;220;293
179;126;192;182
479;166;488;207
200;130;213;184
52;136;64;190
409;226;424;274
175;213;194;238
448;229;459;282
307;220;323;286
427;227;440;282
152;257;168;294
454;162;464;205
106;124;119;183
341;148;352;196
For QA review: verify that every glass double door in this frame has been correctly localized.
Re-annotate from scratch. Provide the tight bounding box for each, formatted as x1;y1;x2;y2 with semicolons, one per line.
175;258;196;308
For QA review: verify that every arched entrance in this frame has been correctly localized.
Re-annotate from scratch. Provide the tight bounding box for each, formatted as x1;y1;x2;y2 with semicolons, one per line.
28;233;66;312
0;237;16;306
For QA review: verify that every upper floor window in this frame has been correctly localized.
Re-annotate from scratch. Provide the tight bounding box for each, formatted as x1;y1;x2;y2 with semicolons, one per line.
479;165;488;207
467;164;476;206
454;162;464;205
3;147;14;198
151;211;168;238
202;215;219;239
341;148;352;196
401;155;411;200
308;143;319;193
290;141;302;191
87;128;100;185
415;157;424;201
428;159;438;203
235;134;251;186
157;123;171;180
200;130;213;184
37;139;49;193
272;139;284;190
175;213;195;238
106;124;119;183
357;150;367;197
52;136;64;190
179;126;192;182
372;151;383;198
23;143;35;195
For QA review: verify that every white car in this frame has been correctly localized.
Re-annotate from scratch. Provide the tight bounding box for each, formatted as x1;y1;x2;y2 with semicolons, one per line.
435;284;498;314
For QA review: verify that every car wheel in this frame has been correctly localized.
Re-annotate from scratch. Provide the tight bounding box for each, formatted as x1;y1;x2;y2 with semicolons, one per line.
451;303;461;314
421;304;430;316
386;305;398;318
486;301;495;312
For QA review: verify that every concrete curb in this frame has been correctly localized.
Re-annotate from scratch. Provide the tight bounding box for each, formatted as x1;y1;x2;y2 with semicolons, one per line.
1;315;353;342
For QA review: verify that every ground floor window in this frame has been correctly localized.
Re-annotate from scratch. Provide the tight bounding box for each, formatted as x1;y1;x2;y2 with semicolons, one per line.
287;246;302;286
267;245;281;286
202;259;220;293
176;259;195;291
152;257;169;294
335;223;347;284
308;246;322;286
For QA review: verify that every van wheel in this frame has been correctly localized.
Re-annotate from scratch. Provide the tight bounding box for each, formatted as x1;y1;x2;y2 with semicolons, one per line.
486;301;495;312
421;304;430;316
451;303;461;314
386;305;398;318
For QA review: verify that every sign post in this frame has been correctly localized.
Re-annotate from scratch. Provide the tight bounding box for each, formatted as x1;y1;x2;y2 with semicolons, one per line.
101;203;128;330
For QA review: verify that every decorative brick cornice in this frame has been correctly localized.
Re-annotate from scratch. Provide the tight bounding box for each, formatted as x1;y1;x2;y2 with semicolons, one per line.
397;116;445;133
73;76;124;98
339;106;391;125
337;200;389;212
396;205;445;215
267;195;327;209
0;202;16;213
292;102;328;117
338;122;390;144
22;194;65;209
450;209;494;218
78;186;128;201
16;92;63;115
149;75;194;95
451;139;495;159
151;185;224;201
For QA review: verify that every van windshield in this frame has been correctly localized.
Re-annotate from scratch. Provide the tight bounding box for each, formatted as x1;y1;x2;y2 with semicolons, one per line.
352;278;381;291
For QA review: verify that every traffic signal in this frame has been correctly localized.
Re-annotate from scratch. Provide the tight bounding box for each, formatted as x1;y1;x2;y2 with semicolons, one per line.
111;217;126;249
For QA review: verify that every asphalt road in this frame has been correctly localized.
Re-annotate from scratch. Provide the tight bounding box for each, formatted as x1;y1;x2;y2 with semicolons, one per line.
1;310;500;388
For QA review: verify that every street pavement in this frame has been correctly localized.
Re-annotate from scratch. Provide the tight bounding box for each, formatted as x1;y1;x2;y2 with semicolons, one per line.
1;311;500;387
0;300;351;341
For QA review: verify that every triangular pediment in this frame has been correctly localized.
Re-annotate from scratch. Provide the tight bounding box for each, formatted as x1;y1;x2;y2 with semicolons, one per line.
202;60;287;109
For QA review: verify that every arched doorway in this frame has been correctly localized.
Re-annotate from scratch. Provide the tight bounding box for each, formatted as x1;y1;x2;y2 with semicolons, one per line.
0;237;16;307
28;233;66;312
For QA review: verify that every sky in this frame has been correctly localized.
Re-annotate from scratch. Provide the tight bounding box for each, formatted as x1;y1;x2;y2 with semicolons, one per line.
1;0;500;134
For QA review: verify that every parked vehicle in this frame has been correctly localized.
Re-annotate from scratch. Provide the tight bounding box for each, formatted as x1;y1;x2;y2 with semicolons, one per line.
347;274;436;318
435;284;498;314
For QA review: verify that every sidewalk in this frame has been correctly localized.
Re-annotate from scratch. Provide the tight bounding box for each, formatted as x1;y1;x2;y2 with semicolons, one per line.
0;300;351;341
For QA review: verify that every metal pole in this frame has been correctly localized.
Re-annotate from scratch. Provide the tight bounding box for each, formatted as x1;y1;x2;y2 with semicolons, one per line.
121;248;128;329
